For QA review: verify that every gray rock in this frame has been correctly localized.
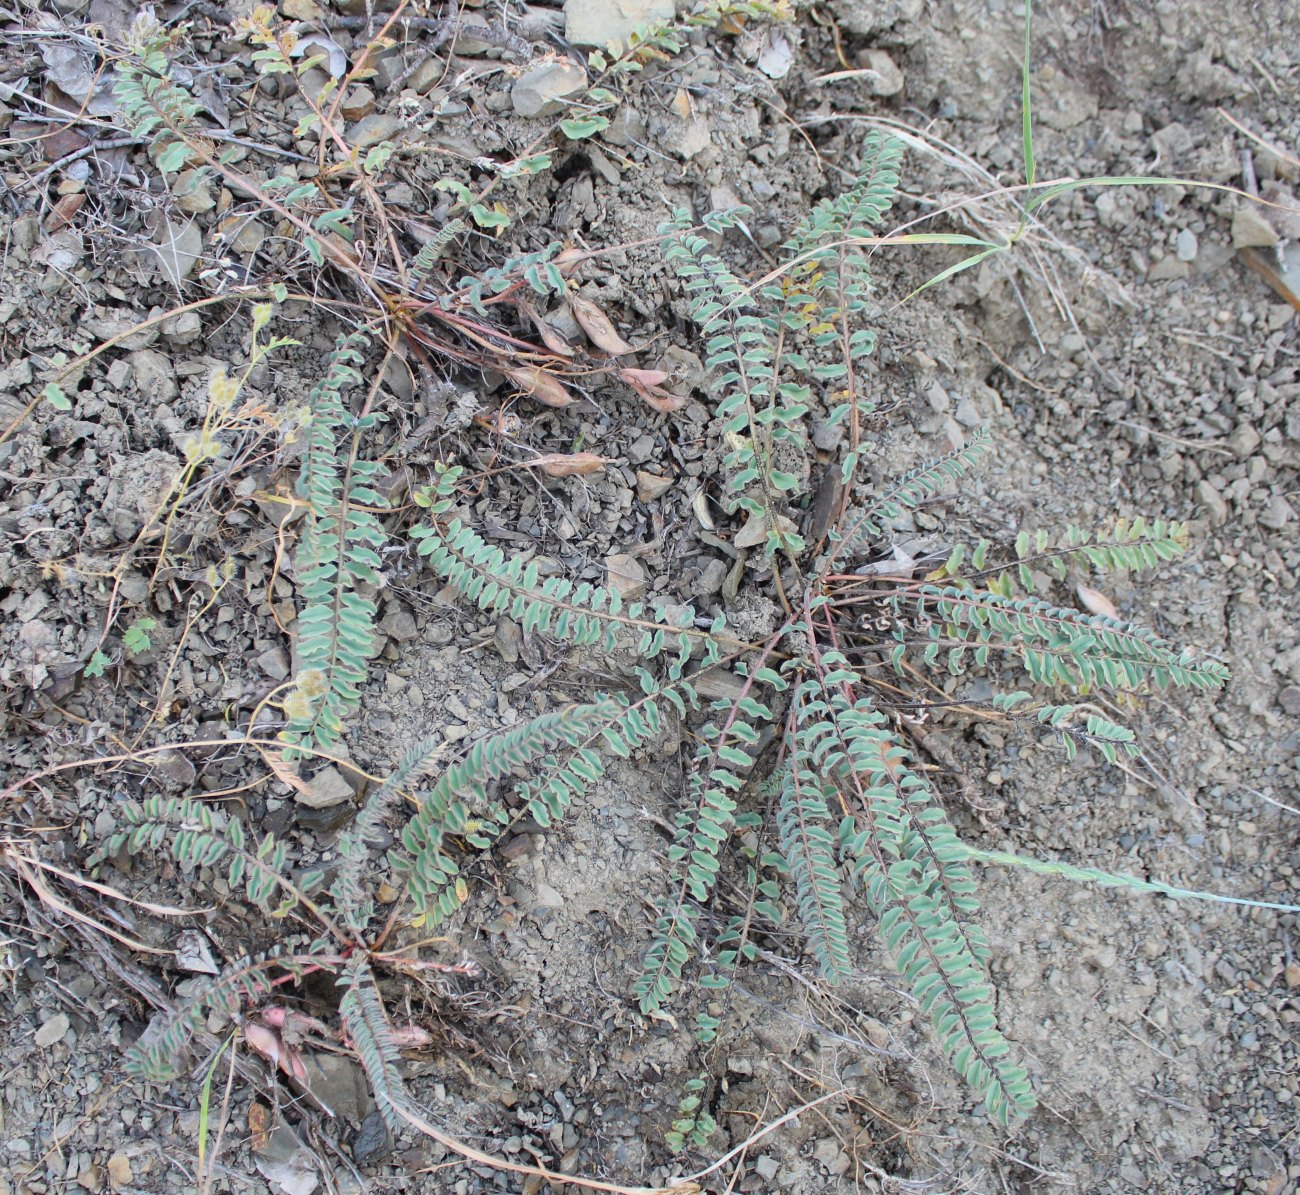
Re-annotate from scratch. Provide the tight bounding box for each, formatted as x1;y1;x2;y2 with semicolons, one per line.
602;104;646;147
1232;207;1279;249
161;310;202;344
1147;255;1190;282
511;62;587;118
1279;686;1300;716
606;552;646;599
1258;495;1293;530
696;557;728;597
811;419;844;451
564;0;674;48
298;766;355;810
1175;228;1199;262
381;607;418;642
1195;479;1229;527
348;113;404;150
257;647;291;680
534;881;565;911
1227;423;1261;458
299;1053;373;1121
859;49;904;96
126;349;178;404
35;1013;71;1048
635;470;673;501
953;395;981;428
670;119;712;161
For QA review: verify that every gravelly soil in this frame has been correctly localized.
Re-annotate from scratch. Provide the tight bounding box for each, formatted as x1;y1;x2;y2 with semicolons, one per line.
0;1;1296;1193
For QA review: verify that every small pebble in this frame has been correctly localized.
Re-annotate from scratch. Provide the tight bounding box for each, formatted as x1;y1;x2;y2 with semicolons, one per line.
1175;228;1199;262
35;1013;70;1048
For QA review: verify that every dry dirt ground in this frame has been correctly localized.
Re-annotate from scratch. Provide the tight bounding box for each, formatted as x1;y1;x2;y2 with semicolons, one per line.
0;0;1298;1193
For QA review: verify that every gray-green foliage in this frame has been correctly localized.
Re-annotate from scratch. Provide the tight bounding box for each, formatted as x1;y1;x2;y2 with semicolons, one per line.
281;330;391;755
403;130;1235;1126
103;130;1245;1139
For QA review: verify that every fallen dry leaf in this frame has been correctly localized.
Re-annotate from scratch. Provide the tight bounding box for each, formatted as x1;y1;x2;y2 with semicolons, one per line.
106;1153;133;1189
552;246;588;276
45;192;85;232
501;364;575;407
249;1103;273;1153
570;294;635;355
1076;582;1119;620
389;1024;435;1049
531;452;611;478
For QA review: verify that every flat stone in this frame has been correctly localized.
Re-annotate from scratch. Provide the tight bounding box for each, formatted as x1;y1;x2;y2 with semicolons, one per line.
1147;255;1189;282
534;881;565;911
511;62;587;118
298;765;355;810
1258;496;1293;530
1195;479;1229;527
671;118;712;160
298;1053;373;1121
339;86;375;121
348;113;403;150
35;1013;71;1048
1175;228;1199;261
1279;687;1300;717
161;310;202;344
283;0;325;18
635;470;673;501
1232;206;1278;249
380;608;418;642
257;647;291;680
953;395;981;428
450;15;499;56
696;557;728;597
494;617;522;663
563;0;675;48
606;552;646;599
811;419;844;451
174;169;215;214
860;49;903;96
1227;423;1261;458
602;104;645;146
230;218;268;255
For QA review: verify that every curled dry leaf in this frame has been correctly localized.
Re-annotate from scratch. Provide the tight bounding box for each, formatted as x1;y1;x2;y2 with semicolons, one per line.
569;294;635;355
389;1024;436;1049
552;246;589;276
501;365;574;407
531;452;611;478
1076;582;1119;620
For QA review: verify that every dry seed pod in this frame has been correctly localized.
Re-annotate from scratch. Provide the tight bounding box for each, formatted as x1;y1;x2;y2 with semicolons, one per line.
570;294;635;355
517;301;576;357
1076;583;1119;620
501;364;575;407
617;366;688;412
533;452;610;477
